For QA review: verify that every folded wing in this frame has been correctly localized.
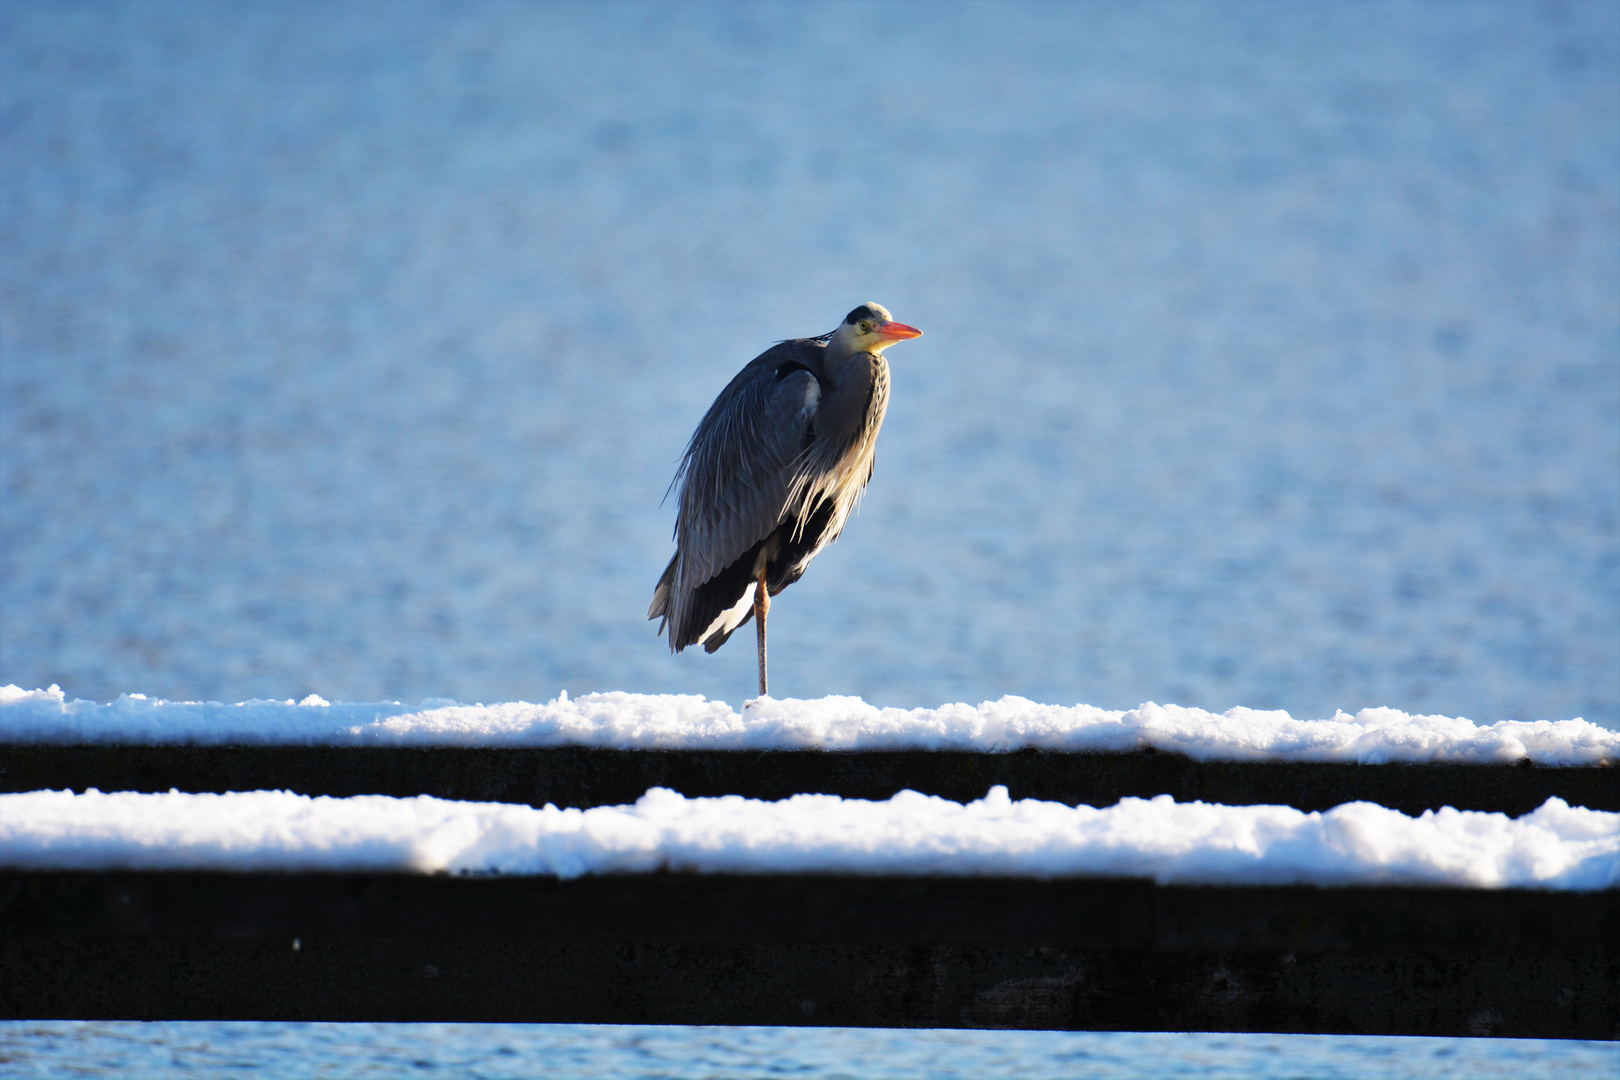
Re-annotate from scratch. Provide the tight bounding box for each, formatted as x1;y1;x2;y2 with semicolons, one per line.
650;340;826;649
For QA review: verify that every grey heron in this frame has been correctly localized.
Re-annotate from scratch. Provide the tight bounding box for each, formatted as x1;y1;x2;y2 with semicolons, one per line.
649;302;923;697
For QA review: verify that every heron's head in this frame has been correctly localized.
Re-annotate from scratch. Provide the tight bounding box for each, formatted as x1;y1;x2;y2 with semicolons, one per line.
830;302;922;354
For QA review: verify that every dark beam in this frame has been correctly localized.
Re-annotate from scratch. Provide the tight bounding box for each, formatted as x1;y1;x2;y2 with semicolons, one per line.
1;871;1613;1038
2;744;1612;814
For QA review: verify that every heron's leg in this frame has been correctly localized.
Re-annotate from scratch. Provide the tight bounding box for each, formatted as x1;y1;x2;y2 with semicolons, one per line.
754;568;770;697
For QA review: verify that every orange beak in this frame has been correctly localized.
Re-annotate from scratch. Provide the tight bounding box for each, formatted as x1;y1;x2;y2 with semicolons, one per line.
875;320;922;340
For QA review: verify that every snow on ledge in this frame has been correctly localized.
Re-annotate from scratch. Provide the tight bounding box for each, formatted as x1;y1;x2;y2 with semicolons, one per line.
1;685;1615;765
0;786;1613;890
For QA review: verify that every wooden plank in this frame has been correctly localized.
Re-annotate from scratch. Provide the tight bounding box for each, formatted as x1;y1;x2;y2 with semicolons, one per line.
1;870;1613;1037
2;744;1612;813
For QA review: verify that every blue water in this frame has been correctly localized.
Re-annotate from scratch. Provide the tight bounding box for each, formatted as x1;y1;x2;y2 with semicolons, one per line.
2;0;1616;726
1;1024;1616;1079
1;0;1616;1072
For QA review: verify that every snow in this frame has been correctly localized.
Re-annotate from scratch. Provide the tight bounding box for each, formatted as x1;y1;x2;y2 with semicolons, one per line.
3;684;1614;765
0;785;1611;890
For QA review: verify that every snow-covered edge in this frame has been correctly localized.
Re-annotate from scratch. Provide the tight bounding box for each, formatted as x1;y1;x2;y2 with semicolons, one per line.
2;685;1615;765
1;786;1613;890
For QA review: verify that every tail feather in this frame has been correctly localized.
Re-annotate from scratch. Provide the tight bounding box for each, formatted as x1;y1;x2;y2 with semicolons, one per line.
656;538;766;653
648;553;676;635
703;607;752;653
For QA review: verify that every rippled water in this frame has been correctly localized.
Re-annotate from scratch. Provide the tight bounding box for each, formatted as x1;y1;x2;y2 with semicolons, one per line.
3;0;1616;725
2;1024;1617;1079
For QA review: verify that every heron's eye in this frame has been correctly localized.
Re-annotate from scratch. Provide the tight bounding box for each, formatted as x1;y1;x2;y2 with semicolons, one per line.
859;321;872;334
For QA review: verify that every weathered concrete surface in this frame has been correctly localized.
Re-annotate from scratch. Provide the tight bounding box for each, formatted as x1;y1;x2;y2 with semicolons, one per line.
1;871;1613;1037
1;745;1612;813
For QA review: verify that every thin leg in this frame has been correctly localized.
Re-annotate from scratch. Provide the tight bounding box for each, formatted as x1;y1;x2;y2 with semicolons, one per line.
754;568;770;697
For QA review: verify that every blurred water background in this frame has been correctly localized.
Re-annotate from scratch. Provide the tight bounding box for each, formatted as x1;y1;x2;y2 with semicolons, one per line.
2;0;1617;727
2;1;1617;1074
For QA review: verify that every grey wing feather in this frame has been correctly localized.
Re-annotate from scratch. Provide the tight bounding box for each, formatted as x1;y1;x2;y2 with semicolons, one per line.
674;361;820;595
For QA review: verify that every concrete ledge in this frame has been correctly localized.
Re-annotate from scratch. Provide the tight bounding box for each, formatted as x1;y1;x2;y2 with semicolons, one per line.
1;871;1613;1037
2;745;1612;813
